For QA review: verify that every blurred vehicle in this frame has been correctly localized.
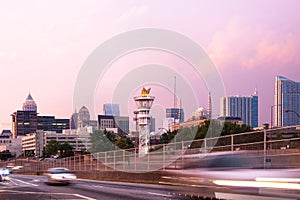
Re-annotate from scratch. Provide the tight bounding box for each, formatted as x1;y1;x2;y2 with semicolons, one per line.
45;168;76;185
162;151;300;199
181;151;262;169
6;164;23;173
0;168;10;182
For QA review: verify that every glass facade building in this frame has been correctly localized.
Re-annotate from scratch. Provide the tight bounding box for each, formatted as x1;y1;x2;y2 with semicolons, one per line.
37;116;70;133
220;91;258;127
274;76;300;127
103;104;120;116
166;108;184;123
98;115;129;134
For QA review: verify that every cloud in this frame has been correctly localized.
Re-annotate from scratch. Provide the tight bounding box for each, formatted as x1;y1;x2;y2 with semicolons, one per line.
118;5;149;22
207;18;300;69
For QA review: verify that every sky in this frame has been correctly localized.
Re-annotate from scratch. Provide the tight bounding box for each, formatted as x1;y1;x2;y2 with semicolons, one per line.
0;0;300;130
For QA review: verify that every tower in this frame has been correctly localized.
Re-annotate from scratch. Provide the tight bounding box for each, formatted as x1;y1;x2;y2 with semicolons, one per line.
134;87;155;157
11;93;38;138
78;106;90;128
207;92;212;119
22;93;37;111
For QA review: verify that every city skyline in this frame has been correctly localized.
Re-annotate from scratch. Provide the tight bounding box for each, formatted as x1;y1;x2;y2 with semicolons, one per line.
0;0;300;130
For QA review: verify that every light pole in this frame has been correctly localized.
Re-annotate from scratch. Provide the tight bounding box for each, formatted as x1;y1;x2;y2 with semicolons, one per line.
133;111;139;151
285;109;300;118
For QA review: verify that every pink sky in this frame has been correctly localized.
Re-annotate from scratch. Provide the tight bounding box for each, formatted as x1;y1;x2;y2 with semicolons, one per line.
0;0;300;130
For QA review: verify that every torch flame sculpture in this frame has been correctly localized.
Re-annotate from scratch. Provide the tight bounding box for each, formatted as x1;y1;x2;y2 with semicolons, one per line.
134;87;155;157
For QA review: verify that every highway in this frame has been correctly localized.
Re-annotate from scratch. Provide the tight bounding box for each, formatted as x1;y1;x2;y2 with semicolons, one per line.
0;174;199;200
1;169;300;200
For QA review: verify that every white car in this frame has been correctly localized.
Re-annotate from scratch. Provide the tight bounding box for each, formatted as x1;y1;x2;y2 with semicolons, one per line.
45;168;76;185
0;168;10;182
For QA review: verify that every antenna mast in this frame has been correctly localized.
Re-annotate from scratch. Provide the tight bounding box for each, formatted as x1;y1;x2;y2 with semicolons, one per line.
174;76;177;109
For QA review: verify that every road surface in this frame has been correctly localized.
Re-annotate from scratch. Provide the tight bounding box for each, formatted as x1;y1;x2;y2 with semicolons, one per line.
0;174;203;200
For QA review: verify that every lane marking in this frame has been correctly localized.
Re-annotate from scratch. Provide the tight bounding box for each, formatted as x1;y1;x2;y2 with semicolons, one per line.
73;194;97;200
92;185;104;188
0;190;96;200
213;180;300;190
215;192;295;200
147;192;173;197
256;178;300;183
12;178;38;187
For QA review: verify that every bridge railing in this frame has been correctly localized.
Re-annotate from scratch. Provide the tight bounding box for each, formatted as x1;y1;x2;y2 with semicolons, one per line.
1;126;300;172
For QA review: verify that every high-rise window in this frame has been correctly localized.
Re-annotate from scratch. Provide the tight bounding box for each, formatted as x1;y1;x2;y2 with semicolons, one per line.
220;90;258;127
274;76;300;127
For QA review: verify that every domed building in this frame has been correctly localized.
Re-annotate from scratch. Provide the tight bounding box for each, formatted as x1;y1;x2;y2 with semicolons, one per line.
22;93;37;112
189;107;209;120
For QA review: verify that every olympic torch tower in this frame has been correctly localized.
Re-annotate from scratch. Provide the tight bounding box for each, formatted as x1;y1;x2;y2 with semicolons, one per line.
134;87;155;157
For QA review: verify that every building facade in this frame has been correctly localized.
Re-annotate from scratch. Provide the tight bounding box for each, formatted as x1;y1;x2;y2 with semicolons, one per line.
103;104;120;116
37;116;70;133
220;90;258;127
22;130;91;157
98;115;129;134
11;93;38;138
274;76;300;127
11;110;38;138
166;108;184;123
77;106;98;129
0;131;22;157
70;110;78;129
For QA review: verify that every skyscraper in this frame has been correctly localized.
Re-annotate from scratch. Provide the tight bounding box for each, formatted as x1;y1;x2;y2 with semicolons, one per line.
11;93;38;138
77;106;98;129
70;110;78;129
220;90;258;127
274;76;300;127
103;104;120;116
22;93;37;111
166;108;184;123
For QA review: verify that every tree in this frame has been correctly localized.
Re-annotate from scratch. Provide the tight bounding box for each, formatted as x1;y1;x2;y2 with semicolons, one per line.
44;140;60;157
59;142;74;157
90;130;135;153
0;150;14;160
115;137;134;149
90;130;115;153
159;120;254;147
44;140;74;158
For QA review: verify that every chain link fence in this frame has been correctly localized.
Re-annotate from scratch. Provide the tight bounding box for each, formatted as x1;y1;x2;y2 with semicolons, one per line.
1;126;300;173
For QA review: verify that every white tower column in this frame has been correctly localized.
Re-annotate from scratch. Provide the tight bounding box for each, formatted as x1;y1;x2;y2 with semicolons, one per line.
134;88;155;158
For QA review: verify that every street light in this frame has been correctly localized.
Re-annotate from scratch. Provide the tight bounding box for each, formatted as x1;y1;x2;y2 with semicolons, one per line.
133;111;139;150
285;109;300;118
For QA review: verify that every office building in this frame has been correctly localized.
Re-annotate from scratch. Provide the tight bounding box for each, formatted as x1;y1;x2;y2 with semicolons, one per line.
166;108;184;123
274;76;300;127
77;106;97;129
103;104;120;116
220;90;258;127
22;130;91;157
70;110;78;129
98;115;129;134
11;93;38;138
37;116;70;133
0;130;22;157
11;110;38;138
